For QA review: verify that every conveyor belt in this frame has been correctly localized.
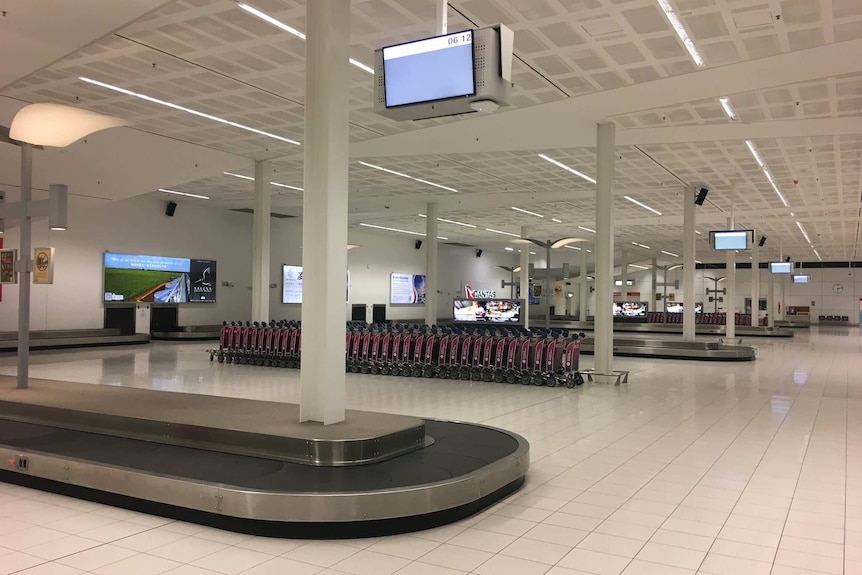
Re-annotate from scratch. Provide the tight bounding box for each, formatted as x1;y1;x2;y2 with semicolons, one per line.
0;333;150;352
548;320;792;338
578;337;756;361
0;418;527;537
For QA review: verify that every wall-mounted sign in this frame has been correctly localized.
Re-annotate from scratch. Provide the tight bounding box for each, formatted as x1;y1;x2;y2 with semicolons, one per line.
465;284;496;299
390;273;426;304
282;265;350;303
0;249;16;284
104;252;217;303
33;247;55;284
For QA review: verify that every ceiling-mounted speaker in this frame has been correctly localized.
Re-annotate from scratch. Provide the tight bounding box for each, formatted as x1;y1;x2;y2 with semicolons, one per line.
785;256;791;262
476;249;483;258
758;236;766;247
694;188;709;205
414;240;422;249
165;201;177;217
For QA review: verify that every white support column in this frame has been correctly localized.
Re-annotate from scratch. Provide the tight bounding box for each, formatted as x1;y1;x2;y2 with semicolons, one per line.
436;0;448;35
300;0;350;425
650;258;657;312
16;144;33;389
520;225;530;329
682;186;697;341
425;202;438;325
768;273;775;327
725;220;736;339
251;159;270;322
751;245;760;325
619;250;628;300
594;122;615;374
779;274;786;320
579;248;588;322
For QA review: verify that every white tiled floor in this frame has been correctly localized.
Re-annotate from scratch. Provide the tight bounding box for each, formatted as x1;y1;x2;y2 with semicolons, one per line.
0;325;860;574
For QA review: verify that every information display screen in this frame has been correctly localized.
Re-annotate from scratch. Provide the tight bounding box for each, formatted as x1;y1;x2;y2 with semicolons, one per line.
613;301;647;317
666;302;703;314
282;265;349;304
710;230;753;251
454;299;522;323
390;273;427;304
770;261;792;274
792;274;810;284
383;30;474;108
103;253;216;303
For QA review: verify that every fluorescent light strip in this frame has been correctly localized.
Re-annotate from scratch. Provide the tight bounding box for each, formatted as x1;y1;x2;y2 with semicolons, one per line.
695;230;702;235
661;250;679;257
564;245;581;250
511;206;544;218
417;214;476;228
551;218;562;223
632;242;651;249
538;154;596;184
485;228;520;238
630;264;649;270
746;141;790;207
359;222;447;240
813;248;822;260
578;226;596;233
237;3;373;74
224;171;304;191
358;161;457;193
159;188;209;200
656;0;705;67
745;140;765;168
796;221;811;244
79;77;301;145
624;195;662;216
719;97;738;121
504;247;514;251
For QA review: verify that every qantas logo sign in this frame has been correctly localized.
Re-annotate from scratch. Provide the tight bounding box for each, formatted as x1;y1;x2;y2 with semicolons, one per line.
465;284;496;298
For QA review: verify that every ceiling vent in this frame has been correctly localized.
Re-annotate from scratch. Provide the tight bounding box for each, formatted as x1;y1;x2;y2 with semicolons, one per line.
231;208;295;219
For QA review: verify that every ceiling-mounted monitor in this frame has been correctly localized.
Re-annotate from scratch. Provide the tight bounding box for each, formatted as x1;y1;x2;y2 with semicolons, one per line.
792;274;810;284
374;25;513;121
709;230;754;251
770;261;793;274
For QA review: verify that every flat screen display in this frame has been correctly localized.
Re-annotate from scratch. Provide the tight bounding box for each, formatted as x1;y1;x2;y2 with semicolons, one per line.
103;253;216;303
666;302;703;314
390;273;427;304
613;301;647;317
282;265;349;303
454;299;522;323
770;261;792;274
792;274;810;284
710;230;753;251
383;30;475;108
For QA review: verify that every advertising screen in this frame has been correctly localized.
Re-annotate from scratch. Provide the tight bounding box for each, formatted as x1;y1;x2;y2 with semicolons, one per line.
103;253;216;303
666;302;704;314
282;265;350;303
770;261;792;274
792;274;810;284
383;30;475;108
710;230;753;251
613;301;647;317
454;299;522;323
390;273;427;304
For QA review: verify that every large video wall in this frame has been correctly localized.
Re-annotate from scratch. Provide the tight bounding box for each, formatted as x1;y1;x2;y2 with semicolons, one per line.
103;253;216;303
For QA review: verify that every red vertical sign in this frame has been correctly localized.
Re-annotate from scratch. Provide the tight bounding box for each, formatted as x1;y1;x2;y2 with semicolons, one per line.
0;237;3;302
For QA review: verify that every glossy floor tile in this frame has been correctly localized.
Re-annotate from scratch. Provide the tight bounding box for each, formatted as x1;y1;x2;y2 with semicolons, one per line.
0;325;858;574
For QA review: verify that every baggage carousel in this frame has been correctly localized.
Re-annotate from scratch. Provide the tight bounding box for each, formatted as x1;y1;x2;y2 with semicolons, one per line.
549;320;793;338
578;336;756;361
0;329;149;351
0;377;528;538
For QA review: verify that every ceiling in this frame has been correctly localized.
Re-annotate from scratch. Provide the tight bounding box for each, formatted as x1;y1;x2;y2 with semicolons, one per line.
2;0;861;267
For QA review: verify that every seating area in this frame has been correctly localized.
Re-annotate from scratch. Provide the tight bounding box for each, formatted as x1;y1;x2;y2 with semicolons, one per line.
646;312;754;325
819;315;852;325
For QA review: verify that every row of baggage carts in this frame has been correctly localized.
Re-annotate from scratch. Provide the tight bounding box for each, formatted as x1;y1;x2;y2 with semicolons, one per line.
209;321;586;388
646;312;754;325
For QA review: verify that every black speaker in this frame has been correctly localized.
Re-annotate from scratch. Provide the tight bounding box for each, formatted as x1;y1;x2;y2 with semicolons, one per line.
166;201;177;217
785;256;791;262
414;240;422;249
758;236;766;247
694;188;709;205
476;249;483;258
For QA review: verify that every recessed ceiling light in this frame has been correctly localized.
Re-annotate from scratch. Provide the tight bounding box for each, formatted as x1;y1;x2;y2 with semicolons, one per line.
656;0;704;67
578;226;596;233
624;195;662;216
223;171;303;191
237;3;373;73
511;206;543;218
79;77;301;145
417;214;476;228
485;228;520;237
719;97;738;121
661;250;679;257
551;218;562;223
358;161;457;193
538;154;596;184
359;222;447;240
159;188;209;200
504;247;514;251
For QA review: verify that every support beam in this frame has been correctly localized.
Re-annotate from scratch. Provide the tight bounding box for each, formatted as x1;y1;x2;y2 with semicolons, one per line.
579;248;588;322
544;242;551;327
768;273;775;328
751;246;760;325
520;225;530;330
594;122;614;374
16;144;33;390
251;159;270;322
682;186;696;341
425;202;438;326
619;250;628;301
725;216;736;339
650;258;657;312
300;0;349;425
